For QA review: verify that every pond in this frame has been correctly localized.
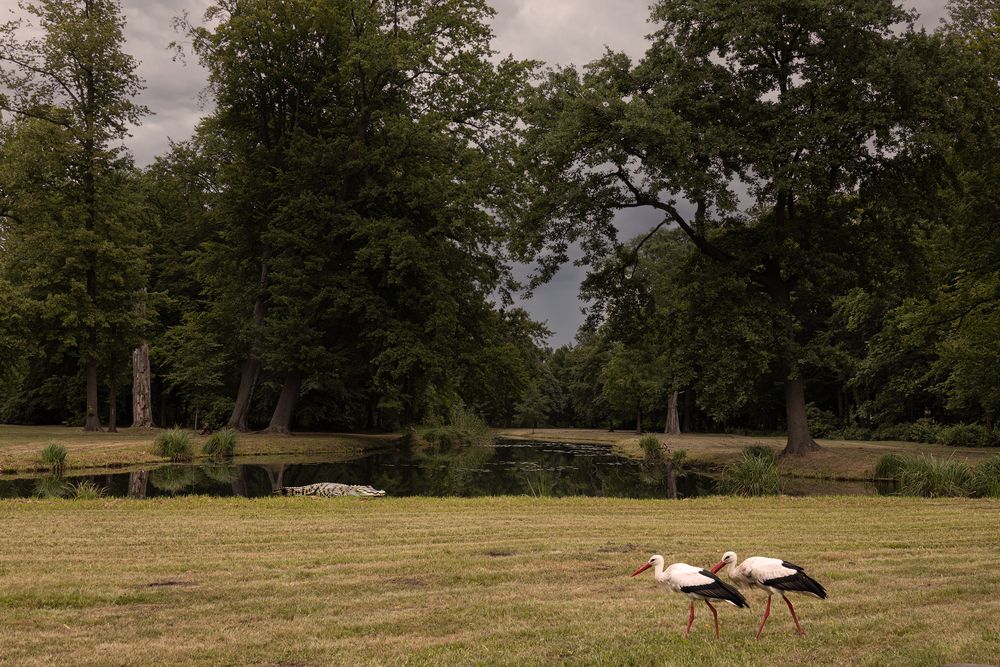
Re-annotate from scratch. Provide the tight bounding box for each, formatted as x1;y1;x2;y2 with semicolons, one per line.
0;438;887;499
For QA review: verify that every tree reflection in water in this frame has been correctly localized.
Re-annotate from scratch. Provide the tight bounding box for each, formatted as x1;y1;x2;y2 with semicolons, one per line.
0;440;719;498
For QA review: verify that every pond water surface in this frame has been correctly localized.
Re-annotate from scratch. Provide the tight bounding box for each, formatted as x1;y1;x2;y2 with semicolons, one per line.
0;438;884;499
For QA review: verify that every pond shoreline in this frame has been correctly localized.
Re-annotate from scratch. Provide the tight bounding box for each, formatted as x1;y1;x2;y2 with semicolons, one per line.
2;424;992;483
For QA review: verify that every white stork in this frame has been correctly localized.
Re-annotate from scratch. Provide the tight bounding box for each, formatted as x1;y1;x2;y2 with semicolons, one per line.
710;551;827;638
631;554;749;638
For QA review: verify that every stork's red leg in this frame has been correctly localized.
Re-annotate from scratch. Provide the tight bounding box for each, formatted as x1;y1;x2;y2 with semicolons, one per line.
782;594;806;635
684;601;695;637
755;594;773;639
705;600;719;639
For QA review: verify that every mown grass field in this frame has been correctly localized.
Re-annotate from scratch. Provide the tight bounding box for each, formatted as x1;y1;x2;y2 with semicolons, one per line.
1;496;998;666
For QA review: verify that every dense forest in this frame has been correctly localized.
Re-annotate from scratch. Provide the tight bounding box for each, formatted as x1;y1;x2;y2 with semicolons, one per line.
1;0;998;455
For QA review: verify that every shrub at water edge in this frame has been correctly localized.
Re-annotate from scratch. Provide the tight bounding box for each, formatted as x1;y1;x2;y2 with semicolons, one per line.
40;442;67;476
420;404;493;449
970;455;1000;498
742;443;777;463
70;480;105;499
879;454;974;497
717;448;782;496
874;453;906;479
33;476;70;498
153;429;194;462
203;428;237;459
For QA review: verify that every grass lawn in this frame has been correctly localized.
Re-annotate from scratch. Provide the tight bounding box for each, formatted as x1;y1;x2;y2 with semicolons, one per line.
498;428;996;480
0;425;397;475
1;495;998;666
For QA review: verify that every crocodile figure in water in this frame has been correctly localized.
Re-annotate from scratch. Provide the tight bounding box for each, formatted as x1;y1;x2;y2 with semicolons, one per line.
276;482;386;497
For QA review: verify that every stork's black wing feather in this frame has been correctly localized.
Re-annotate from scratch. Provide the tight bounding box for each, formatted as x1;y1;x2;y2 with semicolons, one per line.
680;570;750;608
762;569;828;599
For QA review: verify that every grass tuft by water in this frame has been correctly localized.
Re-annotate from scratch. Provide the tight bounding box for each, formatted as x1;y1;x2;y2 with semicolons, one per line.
70;480;105;499
40;442;67;476
716;446;781;496
202;428;237;460
970;454;1000;498
153;429;194;462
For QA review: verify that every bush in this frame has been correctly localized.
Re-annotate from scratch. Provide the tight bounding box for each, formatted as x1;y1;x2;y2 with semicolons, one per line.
33;476;70;498
805;404;839;438
716;450;782;496
40;442;67;476
896;455;973;497
70;480;105;500
419;404;493;449
639;434;662;460
908;418;942;444
742;444;777;463
937;423;993;447
874;453;906;479
202;428;237;459
870;423;910;442
970;455;1000;498
153;429;194;462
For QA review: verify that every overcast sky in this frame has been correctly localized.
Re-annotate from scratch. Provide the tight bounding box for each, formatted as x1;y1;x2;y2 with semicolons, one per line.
1;0;951;347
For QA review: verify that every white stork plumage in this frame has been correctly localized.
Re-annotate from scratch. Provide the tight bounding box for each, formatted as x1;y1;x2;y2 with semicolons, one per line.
710;551;827;638
631;554;749;638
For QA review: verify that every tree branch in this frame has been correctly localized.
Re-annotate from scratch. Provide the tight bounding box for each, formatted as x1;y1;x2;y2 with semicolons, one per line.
613;167;734;263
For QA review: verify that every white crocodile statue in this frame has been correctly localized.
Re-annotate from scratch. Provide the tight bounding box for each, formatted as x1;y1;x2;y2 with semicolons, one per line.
276;482;386;497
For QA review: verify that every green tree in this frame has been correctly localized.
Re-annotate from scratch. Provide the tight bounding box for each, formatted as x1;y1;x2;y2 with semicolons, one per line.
600;341;662;433
178;0;532;432
515;0;938;455
0;0;147;430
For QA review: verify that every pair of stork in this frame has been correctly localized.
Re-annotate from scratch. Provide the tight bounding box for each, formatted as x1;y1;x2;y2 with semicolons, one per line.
630;551;827;639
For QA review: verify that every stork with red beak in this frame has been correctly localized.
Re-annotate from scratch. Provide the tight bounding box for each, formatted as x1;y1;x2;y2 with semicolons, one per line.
631;555;749;638
710;551;827;638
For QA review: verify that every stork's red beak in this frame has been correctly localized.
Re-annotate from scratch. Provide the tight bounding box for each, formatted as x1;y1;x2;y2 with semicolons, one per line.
630;562;652;577
709;560;725;574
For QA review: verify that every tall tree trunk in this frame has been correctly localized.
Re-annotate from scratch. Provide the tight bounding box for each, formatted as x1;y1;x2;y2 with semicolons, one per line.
227;262;268;432
783;374;819;455
84;359;102;431
664;390;681;435
131;343;154;428
264;371;303;434
763;262;820;456
128;470;149;499
107;376;117;433
635;398;642;434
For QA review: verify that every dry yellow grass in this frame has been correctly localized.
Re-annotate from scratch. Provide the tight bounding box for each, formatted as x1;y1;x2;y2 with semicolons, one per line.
1;495;998;666
0;425;396;474
498;428;995;480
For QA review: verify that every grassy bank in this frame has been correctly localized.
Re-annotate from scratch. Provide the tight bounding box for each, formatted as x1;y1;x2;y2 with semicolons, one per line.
0;425;397;474
1;425;993;481
1;496;998;666
498;428;995;480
